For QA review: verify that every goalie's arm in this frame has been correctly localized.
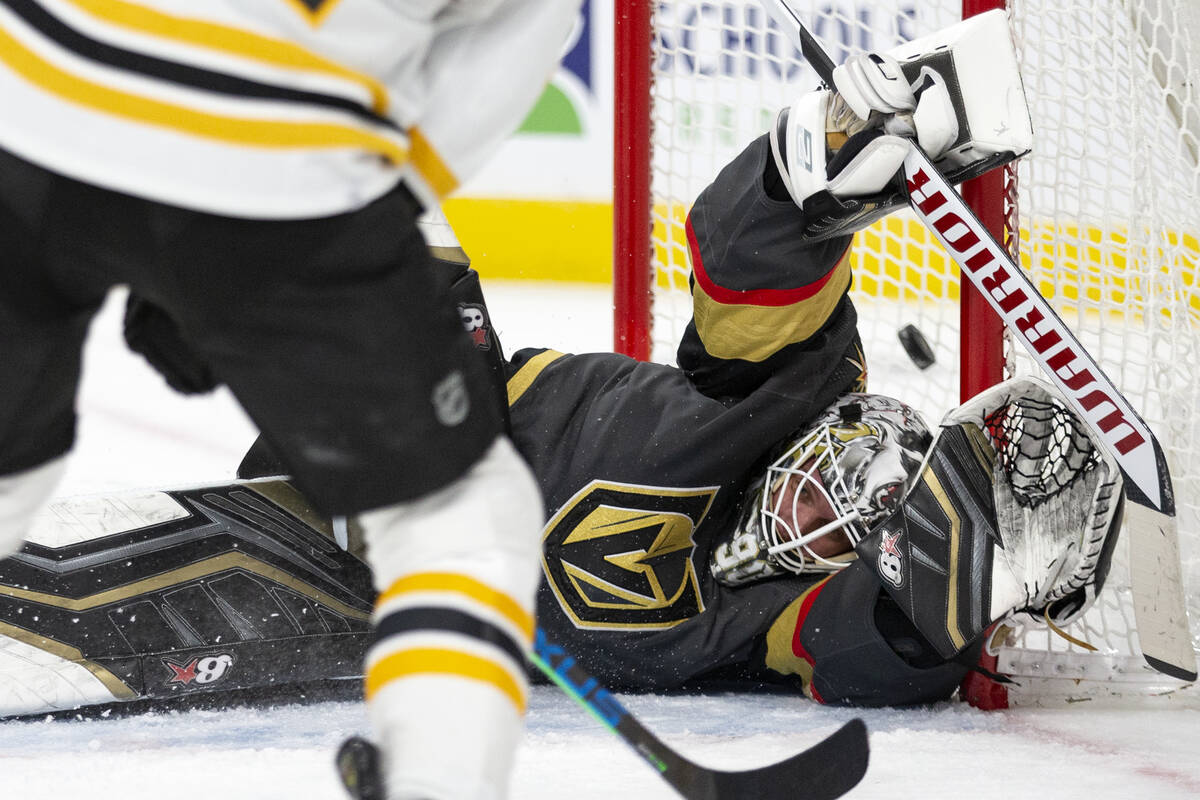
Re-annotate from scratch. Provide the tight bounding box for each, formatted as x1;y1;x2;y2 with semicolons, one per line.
673;133;861;400
675;55;958;399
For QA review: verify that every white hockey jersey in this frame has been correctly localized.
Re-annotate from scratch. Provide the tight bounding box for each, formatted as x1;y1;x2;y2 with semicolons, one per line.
0;0;579;218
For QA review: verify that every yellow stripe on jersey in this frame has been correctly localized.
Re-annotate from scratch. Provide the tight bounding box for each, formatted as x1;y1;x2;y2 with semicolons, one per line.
365;647;527;711
0;24;408;162
410;127;459;199
764;575;833;700
377;572;535;642
691;250;851;363
506;350;566;408
63;0;390;113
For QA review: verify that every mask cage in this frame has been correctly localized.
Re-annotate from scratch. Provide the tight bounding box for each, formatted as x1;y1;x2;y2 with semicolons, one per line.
758;426;867;573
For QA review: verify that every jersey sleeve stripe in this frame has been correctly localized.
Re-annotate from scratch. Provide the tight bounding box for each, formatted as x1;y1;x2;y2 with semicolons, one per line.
506;349;566;408
61;0;391;114
0;22;409;163
9;0;394;127
410;127;458;199
686;216;851;307
365;646;527;711
376;572;535;642
764;575;833;703
691;249;852;363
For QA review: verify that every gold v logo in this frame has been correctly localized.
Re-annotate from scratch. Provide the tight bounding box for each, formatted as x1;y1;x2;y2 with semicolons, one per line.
542;481;718;630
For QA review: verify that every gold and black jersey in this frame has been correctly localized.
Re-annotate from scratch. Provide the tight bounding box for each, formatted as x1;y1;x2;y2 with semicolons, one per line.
502;134;892;696
0;0;578;218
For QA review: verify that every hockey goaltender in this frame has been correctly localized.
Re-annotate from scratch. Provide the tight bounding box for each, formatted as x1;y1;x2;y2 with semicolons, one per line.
0;30;1123;718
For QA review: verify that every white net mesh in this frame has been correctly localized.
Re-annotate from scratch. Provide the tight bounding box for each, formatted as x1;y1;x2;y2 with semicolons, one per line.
634;0;1200;703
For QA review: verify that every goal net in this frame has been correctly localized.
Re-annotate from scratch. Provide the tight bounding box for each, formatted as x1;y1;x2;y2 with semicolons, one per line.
612;0;1200;706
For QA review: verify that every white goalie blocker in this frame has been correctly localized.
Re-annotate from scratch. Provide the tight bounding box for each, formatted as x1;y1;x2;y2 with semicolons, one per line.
770;9;1033;241
944;377;1125;635
885;10;1034;180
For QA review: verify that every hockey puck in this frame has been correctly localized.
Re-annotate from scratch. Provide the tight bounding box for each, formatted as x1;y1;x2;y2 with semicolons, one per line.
898;324;936;370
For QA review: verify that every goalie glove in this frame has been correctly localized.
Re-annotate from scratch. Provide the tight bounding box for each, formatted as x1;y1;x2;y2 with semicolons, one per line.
855;377;1124;659
770;56;957;240
830;53;958;157
770;9;1032;242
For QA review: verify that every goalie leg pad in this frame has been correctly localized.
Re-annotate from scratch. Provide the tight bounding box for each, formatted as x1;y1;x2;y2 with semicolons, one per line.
358;436;542;800
0;457;66;557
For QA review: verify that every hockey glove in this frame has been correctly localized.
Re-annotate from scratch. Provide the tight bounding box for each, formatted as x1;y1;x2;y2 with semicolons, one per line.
855;377;1124;659
769;54;958;241
123;293;218;395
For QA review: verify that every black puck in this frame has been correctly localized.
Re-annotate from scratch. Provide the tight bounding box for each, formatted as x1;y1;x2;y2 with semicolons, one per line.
898;324;936;370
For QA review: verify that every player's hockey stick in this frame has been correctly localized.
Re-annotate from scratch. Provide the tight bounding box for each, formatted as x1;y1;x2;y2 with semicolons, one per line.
530;628;869;800
339;629;869;800
760;0;1197;681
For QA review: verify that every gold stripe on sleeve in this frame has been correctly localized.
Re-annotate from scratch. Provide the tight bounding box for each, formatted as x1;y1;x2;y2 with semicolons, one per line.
692;251;851;363
506;350;566;407
410;127;459;200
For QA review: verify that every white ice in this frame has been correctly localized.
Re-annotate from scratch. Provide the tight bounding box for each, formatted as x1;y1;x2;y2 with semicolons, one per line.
4;282;1200;800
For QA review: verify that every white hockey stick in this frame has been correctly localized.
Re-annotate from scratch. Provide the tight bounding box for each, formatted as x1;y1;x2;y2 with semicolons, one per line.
760;0;1197;681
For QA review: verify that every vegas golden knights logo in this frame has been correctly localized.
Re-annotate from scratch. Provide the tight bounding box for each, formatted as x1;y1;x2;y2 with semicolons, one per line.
541;481;718;630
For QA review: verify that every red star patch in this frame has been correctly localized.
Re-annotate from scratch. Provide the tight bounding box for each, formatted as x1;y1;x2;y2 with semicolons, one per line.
881;530;902;557
164;658;198;685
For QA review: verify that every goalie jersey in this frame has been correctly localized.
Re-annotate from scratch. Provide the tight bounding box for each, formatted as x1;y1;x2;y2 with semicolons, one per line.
510;136;967;706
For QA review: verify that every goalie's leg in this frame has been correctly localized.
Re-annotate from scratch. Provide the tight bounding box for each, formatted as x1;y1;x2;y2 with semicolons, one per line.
357;436;542;800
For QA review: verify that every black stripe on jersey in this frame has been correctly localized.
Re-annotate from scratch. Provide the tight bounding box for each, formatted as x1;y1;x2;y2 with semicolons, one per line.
374;606;526;667
4;0;399;131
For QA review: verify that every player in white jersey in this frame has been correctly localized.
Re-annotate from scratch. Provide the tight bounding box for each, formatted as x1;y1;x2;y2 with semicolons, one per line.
0;2;581;798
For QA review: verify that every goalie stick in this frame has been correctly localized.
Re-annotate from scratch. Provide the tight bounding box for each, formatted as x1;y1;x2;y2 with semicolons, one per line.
530;629;869;800
760;0;1197;682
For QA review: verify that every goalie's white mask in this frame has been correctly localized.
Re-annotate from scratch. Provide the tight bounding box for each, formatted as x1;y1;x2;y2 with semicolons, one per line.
711;394;932;586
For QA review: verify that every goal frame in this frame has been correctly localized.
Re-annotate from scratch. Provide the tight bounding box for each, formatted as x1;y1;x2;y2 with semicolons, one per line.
609;0;1092;710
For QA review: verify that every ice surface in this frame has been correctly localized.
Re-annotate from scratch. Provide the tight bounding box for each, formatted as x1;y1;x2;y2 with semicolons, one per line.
5;282;1199;799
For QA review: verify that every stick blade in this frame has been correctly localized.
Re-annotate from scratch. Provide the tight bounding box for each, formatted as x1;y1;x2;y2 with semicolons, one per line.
1127;502;1198;680
707;718;869;800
